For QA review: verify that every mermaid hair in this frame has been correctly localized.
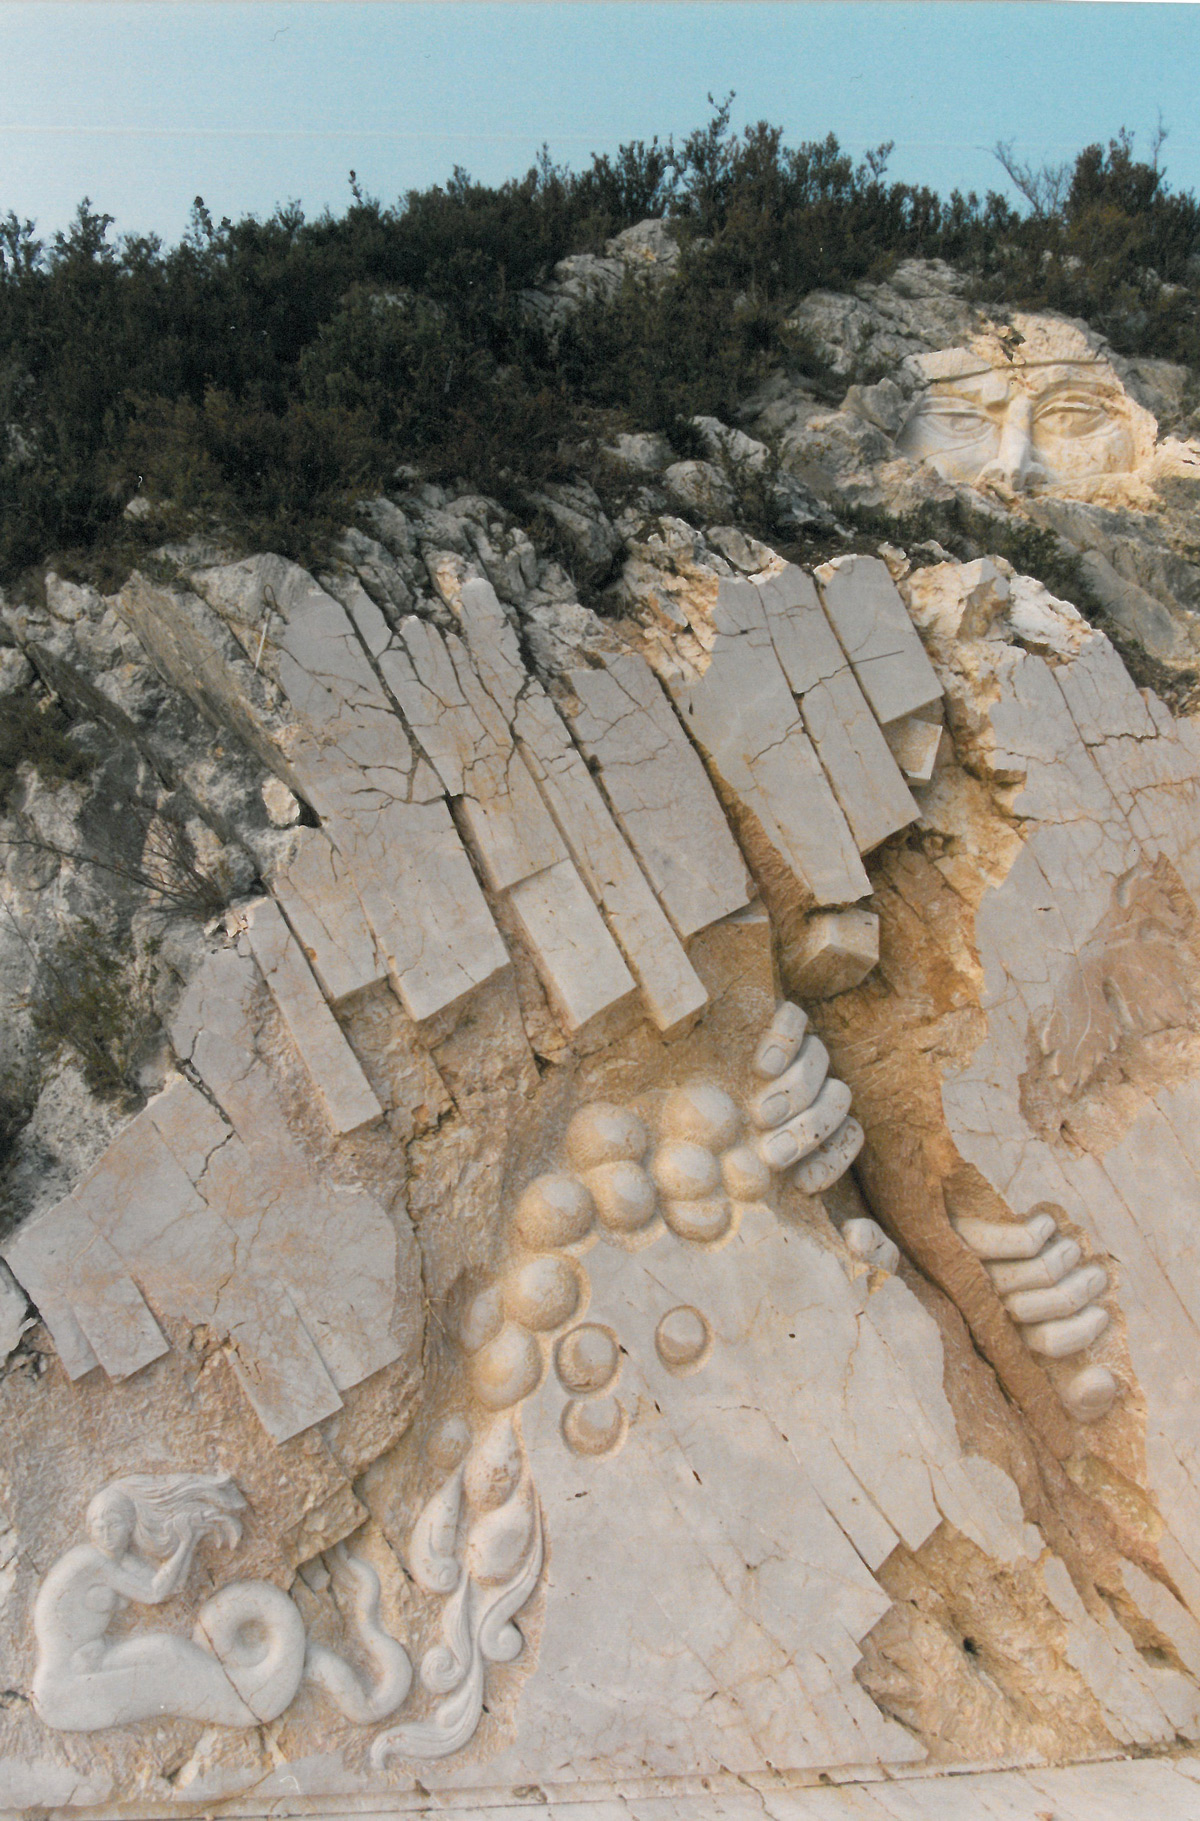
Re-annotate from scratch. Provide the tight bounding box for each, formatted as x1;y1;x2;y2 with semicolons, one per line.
86;1472;245;1559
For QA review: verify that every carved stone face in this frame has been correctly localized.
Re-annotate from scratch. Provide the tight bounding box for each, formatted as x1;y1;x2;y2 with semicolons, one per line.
898;361;1137;492
86;1491;135;1559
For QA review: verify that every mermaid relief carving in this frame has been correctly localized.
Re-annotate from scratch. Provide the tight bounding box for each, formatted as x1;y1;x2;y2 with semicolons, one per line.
31;1473;303;1731
32;1472;412;1733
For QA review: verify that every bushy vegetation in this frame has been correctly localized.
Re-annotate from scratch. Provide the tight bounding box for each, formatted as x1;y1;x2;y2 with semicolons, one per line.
0;690;94;809
2;101;1199;585
26;919;155;1104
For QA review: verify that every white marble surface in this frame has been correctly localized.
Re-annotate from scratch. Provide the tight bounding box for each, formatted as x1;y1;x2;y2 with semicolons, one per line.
4;947;407;1441
195;556;510;1024
914;561;1200;1636
268;827;386;1004
656;578;871;906
565;648;754;936
758;564;919;853
242;896;383;1135
437;1201;1055;1789
815;556;943;729
507;859;637;1031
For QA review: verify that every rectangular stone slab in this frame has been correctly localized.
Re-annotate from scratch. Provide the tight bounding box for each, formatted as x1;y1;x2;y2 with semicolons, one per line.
71;1095;347;1439
4;1213;105;1380
756;563;920;851
4;1080;348;1438
242;896;383;1136
564;649;752;936
506;858;637;1030
383;615;567;892
44;1205;170;1380
169;952;405;1403
197;557;508;1025
815;554;943;728
321;793;510;1022
268;827;386;1004
514;683;708;1035
661;579;870;906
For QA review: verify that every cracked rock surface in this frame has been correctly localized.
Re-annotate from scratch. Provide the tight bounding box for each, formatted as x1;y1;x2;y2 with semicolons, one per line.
7;264;1200;1816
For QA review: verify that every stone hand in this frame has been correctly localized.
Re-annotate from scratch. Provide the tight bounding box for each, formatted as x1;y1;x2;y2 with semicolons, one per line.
748;1000;863;1193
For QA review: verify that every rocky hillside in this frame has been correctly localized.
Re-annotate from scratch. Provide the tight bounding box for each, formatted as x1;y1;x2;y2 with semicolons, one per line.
5;148;1200;1815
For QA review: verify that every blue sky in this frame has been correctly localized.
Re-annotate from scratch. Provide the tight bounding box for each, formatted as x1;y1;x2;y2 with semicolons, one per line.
1;3;1198;243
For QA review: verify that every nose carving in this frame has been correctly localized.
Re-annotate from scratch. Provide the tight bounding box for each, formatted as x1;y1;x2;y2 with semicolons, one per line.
976;394;1046;493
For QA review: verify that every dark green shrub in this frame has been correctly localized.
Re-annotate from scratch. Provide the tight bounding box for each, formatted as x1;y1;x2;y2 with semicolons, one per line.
2;110;1199;586
27;920;155;1104
0;690;93;811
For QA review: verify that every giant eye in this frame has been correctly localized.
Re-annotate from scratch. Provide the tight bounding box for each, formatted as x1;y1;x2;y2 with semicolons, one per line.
1033;392;1113;439
919;400;992;441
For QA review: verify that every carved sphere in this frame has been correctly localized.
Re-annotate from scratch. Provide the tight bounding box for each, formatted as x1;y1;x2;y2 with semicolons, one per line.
721;1144;772;1201
655;1305;712;1373
561;1394;626;1457
651;1139;721;1201
555;1322;620;1395
661;1082;742;1151
663;1196;732;1244
460;1284;504;1355
586;1160;658;1233
471;1324;545;1411
1063;1362;1120;1423
504;1255;582;1331
427;1414;471;1472
513;1172;595;1249
566;1102;648;1171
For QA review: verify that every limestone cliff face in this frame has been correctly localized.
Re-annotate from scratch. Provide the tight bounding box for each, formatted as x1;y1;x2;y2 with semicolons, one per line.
5;265;1200;1816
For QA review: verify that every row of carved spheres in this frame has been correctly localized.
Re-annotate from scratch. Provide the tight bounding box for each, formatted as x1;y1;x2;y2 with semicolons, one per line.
517;1090;766;1248
459;1090;746;1436
459;1005;859;1446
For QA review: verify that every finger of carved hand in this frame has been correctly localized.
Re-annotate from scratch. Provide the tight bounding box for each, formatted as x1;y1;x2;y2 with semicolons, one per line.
749;1036;829;1129
1004;1263;1108;1326
752;1001;808;1080
953;1211;1058;1260
756;1078;852;1169
842;1214;900;1274
791;1115;864;1195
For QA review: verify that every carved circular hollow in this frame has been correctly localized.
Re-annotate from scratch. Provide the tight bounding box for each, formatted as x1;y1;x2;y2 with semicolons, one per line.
586;1160;658;1233
566;1103;648;1171
561;1394;627;1457
513;1172;595;1250
660;1082;742;1151
721;1144;773;1202
651;1140;721;1201
504;1255;582;1332
427;1414;472;1472
663;1196;733;1244
655;1305;712;1374
471;1324;545;1410
555;1322;620;1395
193;1582;306;1722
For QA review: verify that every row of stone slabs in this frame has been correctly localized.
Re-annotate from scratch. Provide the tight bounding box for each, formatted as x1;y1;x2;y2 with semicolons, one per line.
199;551;941;1052
0;551;943;1440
